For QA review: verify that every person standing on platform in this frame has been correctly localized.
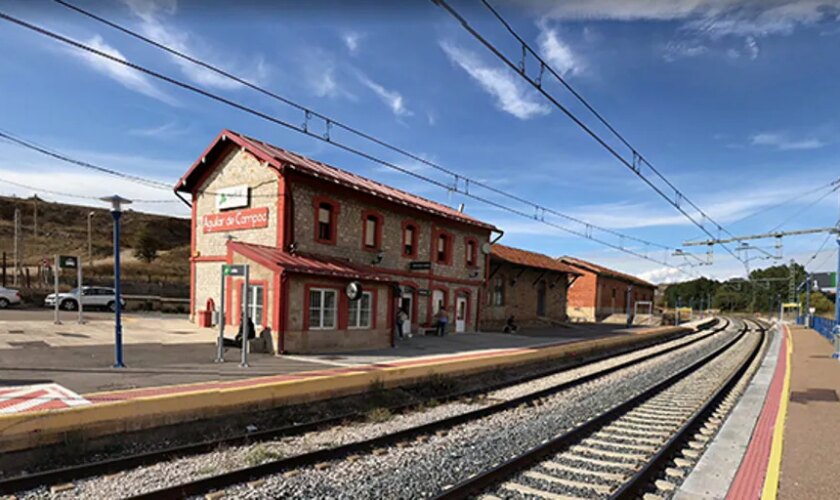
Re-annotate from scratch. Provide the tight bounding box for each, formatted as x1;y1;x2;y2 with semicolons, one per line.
434;306;449;337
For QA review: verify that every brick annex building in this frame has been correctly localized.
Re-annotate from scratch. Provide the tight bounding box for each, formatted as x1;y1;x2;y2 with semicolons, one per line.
481;245;580;330
558;256;656;322
177;130;497;353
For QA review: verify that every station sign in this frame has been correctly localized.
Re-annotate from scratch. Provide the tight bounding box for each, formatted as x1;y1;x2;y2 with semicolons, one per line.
223;265;247;276
813;272;836;289
409;261;432;271
58;255;78;269
203;207;269;233
216;184;250;210
417;289;431;297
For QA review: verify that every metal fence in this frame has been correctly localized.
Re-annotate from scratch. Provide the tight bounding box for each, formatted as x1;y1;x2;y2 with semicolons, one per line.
798;315;837;341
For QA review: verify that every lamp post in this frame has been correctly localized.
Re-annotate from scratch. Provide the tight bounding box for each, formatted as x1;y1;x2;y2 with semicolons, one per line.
100;195;132;368
87;211;95;268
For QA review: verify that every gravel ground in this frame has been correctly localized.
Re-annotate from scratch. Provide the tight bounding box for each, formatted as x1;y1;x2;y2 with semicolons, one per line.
15;325;728;499
210;325;743;499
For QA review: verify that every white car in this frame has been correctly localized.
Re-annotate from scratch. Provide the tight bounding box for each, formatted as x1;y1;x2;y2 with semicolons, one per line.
0;286;21;308
44;287;126;312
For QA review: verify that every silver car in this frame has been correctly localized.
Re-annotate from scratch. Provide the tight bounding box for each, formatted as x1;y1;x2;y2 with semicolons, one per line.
0;286;21;308
44;287;126;312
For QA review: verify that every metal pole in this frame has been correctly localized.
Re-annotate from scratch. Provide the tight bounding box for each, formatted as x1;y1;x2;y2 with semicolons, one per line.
625;285;632;328
805;272;812;328
13;208;20;287
216;266;226;363
77;255;84;324
53;255;60;325
240;265;250;368
113;210;125;368
87;212;94;268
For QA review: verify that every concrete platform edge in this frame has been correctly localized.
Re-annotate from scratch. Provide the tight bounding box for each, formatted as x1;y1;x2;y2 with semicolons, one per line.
0;325;694;453
674;322;781;500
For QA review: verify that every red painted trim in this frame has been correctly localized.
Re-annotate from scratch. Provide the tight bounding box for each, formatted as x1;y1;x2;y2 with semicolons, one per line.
190;194;197;315
303;283;342;331
464;237;479;268
279;273;288;354
272;270;281;344
454;287;472;326
191;255;227;262
275;171;288;250
360;209;384;252
431;227;454;266
312;195;340;245
400;220;420;259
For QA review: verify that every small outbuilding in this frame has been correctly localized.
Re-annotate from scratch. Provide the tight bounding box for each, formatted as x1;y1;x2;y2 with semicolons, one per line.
558;256;656;322
481;244;580;331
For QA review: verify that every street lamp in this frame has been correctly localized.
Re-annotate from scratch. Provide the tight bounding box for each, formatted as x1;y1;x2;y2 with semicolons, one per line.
100;195;132;368
87;211;95;269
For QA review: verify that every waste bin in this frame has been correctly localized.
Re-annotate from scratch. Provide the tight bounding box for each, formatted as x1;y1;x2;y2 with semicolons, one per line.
197;310;213;328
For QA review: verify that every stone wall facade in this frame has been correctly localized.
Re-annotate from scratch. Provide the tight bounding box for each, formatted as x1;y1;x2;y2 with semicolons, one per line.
480;261;569;331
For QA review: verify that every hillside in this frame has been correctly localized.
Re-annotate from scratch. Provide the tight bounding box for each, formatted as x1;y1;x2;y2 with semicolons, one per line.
0;195;190;265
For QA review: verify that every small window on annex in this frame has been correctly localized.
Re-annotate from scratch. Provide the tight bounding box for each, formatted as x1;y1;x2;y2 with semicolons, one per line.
492;277;505;306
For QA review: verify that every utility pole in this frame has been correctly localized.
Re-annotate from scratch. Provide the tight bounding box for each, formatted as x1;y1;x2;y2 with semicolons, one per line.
12;208;20;287
32;195;38;237
87;211;95;268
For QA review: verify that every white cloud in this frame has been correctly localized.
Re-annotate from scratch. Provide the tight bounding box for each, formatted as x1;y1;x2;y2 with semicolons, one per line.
342;31;363;55
663;40;709;61
123;0;269;90
750;131;827;150
356;73;413;117
71;35;176;105
537;21;584;76
744;36;760;59
439;41;550;120
128;121;190;138
638;266;688;284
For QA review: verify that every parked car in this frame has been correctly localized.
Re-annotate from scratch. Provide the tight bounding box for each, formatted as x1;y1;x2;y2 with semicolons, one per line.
0;286;21;308
44;286;126;312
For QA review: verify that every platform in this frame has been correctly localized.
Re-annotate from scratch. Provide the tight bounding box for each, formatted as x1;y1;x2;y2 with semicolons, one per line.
777;324;840;500
0;313;699;453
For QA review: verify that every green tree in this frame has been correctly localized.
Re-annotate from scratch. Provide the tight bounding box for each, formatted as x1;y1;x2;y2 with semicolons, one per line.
134;225;161;264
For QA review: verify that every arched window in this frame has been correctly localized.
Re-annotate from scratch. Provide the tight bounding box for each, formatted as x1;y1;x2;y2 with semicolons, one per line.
313;197;339;244
402;222;418;258
361;210;383;251
465;237;478;267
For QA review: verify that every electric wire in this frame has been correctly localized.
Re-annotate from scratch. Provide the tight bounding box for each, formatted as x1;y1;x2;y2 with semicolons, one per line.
726;177;840;228
0;176;178;203
433;0;746;265
52;0;693;255
0;9;699;275
767;184;840;233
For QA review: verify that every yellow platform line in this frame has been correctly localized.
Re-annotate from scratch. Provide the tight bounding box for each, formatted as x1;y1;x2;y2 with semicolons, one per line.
761;324;793;500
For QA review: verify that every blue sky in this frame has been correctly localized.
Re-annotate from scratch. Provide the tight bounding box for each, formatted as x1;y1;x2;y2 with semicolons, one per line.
0;0;839;283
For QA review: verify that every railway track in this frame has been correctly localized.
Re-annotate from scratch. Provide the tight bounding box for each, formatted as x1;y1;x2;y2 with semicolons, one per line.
4;318;732;499
436;319;767;500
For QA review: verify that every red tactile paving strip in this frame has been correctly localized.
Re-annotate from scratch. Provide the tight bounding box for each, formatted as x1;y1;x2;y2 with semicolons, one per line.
86;341;575;403
726;329;788;499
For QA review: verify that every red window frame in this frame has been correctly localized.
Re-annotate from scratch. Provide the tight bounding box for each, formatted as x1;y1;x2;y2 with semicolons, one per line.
361;209;384;252
312;196;340;245
401;220;419;258
464;237;479;268
432;228;453;266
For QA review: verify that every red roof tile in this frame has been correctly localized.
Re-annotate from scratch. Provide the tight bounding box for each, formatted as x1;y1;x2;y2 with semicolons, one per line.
491;244;580;275
558;256;654;288
230;241;393;282
177;130;496;231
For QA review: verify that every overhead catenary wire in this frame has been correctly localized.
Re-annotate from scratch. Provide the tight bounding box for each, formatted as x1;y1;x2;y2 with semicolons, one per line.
0;175;178;203
52;0;696;256
767;184;840;233
432;0;746;266
0;9;701;276
726;176;840;228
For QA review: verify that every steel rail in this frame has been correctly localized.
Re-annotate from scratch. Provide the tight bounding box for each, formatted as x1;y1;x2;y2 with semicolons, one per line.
117;320;731;500
432;319;755;499
611;319;766;498
0;320;721;494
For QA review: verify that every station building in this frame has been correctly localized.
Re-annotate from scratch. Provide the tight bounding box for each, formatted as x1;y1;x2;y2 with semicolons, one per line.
481;245;580;331
176;130;498;353
558;256;656;322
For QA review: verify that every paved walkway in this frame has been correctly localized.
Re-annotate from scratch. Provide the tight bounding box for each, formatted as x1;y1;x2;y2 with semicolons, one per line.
778;325;840;500
0;314;635;395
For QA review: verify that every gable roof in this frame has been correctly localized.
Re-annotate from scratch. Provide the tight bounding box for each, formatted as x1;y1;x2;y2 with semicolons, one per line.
176;130;496;231
558;256;654;288
491;244;580;275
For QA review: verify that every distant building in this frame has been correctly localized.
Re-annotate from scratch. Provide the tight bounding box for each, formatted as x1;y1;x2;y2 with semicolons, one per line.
558;256;656;322
177;130;497;353
481;245;580;331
